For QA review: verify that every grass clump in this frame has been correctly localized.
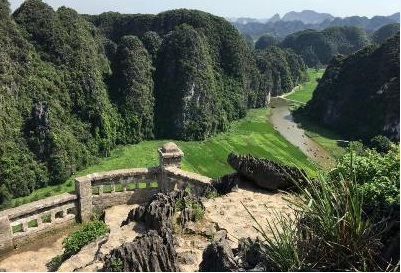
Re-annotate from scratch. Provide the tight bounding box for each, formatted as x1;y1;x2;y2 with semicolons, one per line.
47;219;108;271
246;176;388;271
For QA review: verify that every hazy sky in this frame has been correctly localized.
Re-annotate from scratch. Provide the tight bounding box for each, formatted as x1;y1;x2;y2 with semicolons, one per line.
8;0;400;18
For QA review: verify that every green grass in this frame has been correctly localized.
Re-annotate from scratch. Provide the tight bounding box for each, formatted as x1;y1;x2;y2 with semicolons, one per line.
302;122;346;159
9;108;316;208
285;68;325;103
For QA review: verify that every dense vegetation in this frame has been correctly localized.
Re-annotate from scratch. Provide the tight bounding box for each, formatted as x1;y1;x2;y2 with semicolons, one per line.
0;0;308;206
372;23;400;44
280;26;371;66
296;33;400;142
48;219;109;271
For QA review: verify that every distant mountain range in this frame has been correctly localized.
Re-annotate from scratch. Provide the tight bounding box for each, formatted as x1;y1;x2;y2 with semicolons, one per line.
228;10;400;38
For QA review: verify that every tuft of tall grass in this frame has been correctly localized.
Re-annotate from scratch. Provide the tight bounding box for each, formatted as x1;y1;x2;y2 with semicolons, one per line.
292;174;383;271
245;171;390;271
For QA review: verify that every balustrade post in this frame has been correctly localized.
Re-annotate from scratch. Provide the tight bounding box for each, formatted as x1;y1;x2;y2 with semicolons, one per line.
21;222;28;232
36;216;43;227
158;142;184;193
0;216;13;255
75;177;93;222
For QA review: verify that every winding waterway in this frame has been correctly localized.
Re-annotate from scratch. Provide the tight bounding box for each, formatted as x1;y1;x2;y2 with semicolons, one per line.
269;97;334;169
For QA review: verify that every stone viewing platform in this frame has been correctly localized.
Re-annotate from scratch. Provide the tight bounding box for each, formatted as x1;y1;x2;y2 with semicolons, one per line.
0;142;212;255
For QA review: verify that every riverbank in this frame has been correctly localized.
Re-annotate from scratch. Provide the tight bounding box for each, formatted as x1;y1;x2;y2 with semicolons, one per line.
269;98;335;169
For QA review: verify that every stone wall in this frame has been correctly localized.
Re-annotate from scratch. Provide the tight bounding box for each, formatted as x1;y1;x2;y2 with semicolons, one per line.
0;193;77;255
165;167;212;196
82;167;160;212
0;142;212;255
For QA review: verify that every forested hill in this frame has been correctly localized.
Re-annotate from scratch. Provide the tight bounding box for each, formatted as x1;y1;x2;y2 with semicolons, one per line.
280;27;371;67
0;0;307;205
297;33;400;142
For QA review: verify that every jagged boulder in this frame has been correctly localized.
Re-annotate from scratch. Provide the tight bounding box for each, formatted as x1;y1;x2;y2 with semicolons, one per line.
102;230;179;272
211;173;240;195
121;190;205;231
199;236;269;272
227;153;308;191
199;232;239;272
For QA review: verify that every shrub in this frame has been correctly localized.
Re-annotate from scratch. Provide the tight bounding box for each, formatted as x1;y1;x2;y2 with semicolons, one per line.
47;219;108;271
330;144;400;205
369;135;392;153
110;257;123;272
63;220;109;256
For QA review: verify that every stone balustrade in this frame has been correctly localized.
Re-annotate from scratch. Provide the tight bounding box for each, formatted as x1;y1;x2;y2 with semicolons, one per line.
77;167;160;213
0;193;77;254
0;142;213;255
165;167;212;196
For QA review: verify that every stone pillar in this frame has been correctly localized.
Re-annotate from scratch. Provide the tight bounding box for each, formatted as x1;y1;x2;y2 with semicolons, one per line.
0;216;13;255
75;177;93;222
158;142;184;193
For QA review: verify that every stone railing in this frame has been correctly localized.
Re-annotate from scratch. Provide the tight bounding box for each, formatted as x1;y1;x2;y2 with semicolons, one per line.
165;167;212;196
75;167;160;217
0;142;212;255
0;193;77;254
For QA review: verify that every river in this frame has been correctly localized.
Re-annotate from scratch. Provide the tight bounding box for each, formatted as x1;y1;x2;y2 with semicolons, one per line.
269;97;334;169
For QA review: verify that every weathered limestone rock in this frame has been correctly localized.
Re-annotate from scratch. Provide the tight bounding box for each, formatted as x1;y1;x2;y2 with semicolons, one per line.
199;235;269;272
199;231;239;272
227;153;308;191
121;190;204;232
211;173;240;195
102;230;179;272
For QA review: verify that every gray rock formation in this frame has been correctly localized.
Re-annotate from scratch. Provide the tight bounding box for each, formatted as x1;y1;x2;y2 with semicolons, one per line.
211;173;240;195
121;190;205;231
199;231;239;272
102;230;179;272
227;153;308;191
109;190;206;272
199;236;269;272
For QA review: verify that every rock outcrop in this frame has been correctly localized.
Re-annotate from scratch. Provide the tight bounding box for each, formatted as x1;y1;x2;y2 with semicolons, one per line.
227;153;308;191
121;190;205;231
199;234;269;272
102;230;179;272
211;173;240;195
199;231;239;272
104;190;206;271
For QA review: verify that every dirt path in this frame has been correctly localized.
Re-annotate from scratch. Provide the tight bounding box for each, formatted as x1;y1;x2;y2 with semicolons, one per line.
0;226;78;272
176;182;294;271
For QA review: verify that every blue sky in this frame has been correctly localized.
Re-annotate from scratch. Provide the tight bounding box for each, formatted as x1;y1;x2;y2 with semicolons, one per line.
8;0;400;18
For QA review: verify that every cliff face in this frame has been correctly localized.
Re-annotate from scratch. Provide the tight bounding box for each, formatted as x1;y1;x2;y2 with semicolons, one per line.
302;33;400;141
